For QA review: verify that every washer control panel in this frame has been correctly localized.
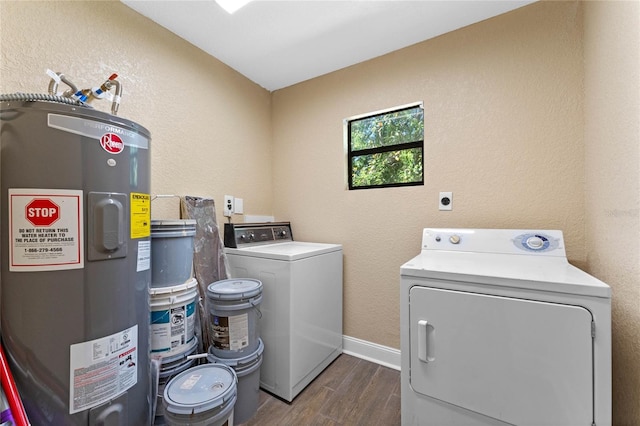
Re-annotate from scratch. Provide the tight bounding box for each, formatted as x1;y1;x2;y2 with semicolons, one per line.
421;228;565;256
224;222;293;248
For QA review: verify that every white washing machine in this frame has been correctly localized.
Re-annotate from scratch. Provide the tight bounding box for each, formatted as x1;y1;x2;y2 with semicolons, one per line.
224;222;343;402
400;228;611;426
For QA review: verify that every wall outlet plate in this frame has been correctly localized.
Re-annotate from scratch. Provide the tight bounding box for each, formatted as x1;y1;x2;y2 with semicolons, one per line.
439;192;452;211
234;198;243;214
224;195;234;217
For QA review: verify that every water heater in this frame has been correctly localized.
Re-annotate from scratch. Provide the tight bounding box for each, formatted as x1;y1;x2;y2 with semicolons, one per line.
0;96;151;424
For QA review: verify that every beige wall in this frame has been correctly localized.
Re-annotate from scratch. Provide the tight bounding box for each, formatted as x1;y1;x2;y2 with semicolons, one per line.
584;1;640;424
272;0;586;349
2;0;639;424
0;0;273;221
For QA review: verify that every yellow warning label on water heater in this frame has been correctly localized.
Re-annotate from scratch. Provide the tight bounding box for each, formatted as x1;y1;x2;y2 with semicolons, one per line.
130;193;151;239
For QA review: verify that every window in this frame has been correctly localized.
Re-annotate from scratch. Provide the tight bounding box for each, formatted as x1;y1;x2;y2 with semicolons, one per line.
346;103;424;190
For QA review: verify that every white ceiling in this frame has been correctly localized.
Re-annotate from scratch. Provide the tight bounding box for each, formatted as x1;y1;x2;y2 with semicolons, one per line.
121;0;536;92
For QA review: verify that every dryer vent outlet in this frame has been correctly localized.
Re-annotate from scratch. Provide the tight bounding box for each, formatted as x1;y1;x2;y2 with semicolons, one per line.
439;192;452;211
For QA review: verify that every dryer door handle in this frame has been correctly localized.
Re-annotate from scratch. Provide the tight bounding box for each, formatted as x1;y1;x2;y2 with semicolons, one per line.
417;320;435;363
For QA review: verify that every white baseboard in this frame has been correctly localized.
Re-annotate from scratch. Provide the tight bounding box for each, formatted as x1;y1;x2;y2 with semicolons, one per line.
342;335;401;371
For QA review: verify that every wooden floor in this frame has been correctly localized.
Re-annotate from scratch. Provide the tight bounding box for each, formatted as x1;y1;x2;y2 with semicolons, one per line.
240;354;401;426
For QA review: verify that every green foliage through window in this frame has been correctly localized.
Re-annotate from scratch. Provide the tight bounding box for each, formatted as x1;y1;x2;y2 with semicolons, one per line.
347;104;424;189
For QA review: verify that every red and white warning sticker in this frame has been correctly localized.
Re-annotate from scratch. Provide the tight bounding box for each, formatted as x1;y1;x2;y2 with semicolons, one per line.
69;325;138;414
9;188;84;271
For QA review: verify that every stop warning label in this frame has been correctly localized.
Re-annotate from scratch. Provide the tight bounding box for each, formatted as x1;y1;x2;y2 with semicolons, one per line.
26;198;60;226
9;188;84;272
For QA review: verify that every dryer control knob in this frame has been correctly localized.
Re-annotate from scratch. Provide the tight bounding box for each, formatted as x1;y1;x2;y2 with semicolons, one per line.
449;235;461;244
526;236;544;249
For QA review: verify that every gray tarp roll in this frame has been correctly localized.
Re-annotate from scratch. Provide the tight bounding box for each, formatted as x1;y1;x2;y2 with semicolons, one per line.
180;196;230;352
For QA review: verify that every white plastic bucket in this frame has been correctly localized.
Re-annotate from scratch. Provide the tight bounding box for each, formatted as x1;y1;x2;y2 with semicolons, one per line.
154;338;198;423
150;278;199;357
163;364;237;426
207;338;264;424
206;279;263;359
151;219;196;287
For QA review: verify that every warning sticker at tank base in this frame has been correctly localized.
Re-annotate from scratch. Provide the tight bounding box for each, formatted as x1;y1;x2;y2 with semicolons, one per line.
69;325;138;414
9;188;83;272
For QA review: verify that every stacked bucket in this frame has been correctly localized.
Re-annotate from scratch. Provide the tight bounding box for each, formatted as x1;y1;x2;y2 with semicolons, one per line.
150;220;237;426
149;219;199;424
161;363;238;426
150;220;264;425
206;278;264;425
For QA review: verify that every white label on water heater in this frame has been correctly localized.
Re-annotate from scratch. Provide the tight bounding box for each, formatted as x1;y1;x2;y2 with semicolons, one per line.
69;325;138;414
137;240;151;272
8;188;84;271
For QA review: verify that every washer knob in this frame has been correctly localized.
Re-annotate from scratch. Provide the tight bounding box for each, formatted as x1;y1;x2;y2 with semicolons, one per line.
449;235;461;244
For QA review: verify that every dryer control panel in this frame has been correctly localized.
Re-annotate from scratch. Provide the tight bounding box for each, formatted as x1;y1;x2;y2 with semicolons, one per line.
224;222;293;248
421;228;565;256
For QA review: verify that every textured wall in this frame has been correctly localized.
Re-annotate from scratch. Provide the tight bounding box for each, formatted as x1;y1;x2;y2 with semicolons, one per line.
584;1;640;424
272;1;585;349
2;1;638;423
0;0;273;221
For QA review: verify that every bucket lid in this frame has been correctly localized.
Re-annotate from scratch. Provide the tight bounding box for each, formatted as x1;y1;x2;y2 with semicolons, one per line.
150;277;198;296
163;364;237;415
207;278;262;301
207;338;264;367
151;219;196;233
155;336;199;366
159;357;195;379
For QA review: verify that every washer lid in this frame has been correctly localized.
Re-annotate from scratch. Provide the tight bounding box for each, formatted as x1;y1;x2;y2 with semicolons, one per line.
225;241;342;261
163;364;236;415
401;251;610;298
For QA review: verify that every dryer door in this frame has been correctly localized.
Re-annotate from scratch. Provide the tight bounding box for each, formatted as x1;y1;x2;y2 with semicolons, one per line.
409;286;593;426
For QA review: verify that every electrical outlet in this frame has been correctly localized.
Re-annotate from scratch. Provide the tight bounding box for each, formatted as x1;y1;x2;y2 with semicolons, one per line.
224;195;234;217
439;192;452;211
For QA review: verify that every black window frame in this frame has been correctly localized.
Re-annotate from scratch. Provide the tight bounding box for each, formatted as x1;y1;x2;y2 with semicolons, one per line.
346;102;424;190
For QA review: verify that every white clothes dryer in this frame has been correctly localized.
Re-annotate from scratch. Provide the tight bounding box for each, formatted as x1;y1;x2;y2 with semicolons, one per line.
224;222;343;402
400;228;611;426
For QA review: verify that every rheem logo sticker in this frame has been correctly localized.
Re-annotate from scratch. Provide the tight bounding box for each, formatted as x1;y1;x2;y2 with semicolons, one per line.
100;133;124;154
26;198;60;227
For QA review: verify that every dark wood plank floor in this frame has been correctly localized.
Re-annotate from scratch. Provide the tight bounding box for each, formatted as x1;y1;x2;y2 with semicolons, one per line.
240;354;401;426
